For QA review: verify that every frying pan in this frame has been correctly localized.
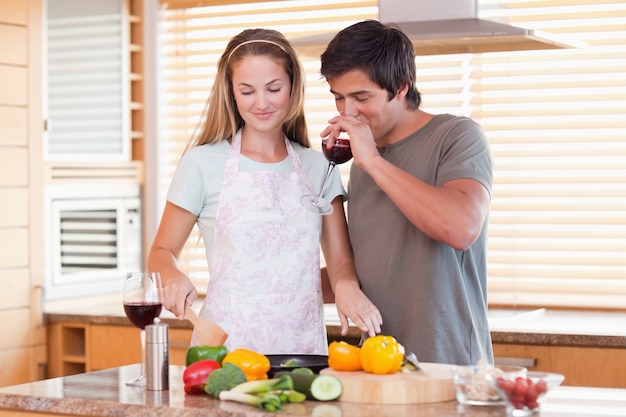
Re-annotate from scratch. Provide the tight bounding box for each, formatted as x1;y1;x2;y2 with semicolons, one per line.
265;354;328;377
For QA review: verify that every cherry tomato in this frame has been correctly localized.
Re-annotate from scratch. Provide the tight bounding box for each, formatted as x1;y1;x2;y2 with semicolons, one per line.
497;375;550;412
535;380;548;394
514;379;529;396
526;385;539;402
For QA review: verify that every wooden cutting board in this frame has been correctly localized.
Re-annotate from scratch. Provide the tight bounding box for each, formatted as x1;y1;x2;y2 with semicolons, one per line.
320;363;456;404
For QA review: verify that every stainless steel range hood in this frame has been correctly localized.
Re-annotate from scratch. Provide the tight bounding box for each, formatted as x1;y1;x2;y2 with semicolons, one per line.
292;0;581;57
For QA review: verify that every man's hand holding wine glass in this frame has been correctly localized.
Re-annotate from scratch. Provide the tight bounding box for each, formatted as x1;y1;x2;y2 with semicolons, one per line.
321;113;378;170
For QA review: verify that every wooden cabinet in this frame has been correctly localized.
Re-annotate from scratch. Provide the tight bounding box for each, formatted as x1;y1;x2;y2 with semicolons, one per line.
47;321;626;389
47;322;191;378
48;320;355;378
47;323;89;377
493;343;626;388
89;325;191;371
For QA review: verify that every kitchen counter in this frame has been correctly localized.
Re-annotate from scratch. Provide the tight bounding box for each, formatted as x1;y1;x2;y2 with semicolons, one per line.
486;307;626;348
1;364;625;417
44;294;626;348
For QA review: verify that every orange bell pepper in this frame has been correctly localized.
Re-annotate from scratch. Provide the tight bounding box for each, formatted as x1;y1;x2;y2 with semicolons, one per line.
360;335;405;375
328;341;362;371
222;348;270;381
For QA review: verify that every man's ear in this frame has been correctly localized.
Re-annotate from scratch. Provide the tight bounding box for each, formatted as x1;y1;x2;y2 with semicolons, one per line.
396;83;409;99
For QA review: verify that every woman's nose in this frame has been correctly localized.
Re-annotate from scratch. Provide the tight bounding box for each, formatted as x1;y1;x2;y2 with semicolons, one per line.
256;92;269;109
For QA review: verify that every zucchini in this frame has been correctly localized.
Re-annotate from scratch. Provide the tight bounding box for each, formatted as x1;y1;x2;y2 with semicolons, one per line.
275;371;342;401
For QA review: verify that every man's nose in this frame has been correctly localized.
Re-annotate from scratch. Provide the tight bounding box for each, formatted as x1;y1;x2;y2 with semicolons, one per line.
342;102;359;117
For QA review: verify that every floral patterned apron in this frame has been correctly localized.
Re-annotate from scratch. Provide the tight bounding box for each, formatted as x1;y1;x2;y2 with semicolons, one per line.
197;130;327;354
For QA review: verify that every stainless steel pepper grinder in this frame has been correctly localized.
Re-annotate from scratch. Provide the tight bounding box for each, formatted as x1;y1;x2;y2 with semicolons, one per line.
146;317;169;391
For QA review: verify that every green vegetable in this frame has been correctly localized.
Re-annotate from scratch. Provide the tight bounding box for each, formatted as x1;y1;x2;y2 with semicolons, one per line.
230;374;294;394
310;375;343;401
186;345;228;366
219;391;284;412
218;375;305;412
275;390;306;403
205;362;247;397
275;371;343;401
280;359;300;367
292;367;314;375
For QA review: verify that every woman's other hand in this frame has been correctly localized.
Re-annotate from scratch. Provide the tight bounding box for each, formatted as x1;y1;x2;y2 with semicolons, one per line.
334;280;382;337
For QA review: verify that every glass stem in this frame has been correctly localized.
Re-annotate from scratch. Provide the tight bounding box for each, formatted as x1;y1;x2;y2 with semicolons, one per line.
318;162;336;198
139;329;146;377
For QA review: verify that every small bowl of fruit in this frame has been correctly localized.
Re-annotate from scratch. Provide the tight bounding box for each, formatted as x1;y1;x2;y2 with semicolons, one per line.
488;371;564;416
453;364;527;406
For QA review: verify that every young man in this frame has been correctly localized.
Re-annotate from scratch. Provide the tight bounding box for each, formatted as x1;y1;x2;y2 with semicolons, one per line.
320;19;494;365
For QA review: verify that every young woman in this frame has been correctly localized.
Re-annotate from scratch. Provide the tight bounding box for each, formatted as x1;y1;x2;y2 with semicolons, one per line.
148;28;381;354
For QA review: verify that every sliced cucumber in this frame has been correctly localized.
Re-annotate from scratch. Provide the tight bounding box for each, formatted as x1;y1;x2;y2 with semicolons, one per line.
310;374;343;401
275;371;343;401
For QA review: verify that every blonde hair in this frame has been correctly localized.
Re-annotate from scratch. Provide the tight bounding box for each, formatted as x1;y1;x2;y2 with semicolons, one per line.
187;28;309;149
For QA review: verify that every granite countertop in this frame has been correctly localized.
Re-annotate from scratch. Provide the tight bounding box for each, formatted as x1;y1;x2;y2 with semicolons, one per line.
1;364;625;417
486;308;626;348
44;294;626;348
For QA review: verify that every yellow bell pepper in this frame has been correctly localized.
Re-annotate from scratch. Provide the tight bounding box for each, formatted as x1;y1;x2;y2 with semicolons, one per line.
222;348;270;381
360;335;405;375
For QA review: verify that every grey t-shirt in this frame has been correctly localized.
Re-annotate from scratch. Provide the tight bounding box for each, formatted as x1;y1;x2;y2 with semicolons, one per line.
347;114;494;365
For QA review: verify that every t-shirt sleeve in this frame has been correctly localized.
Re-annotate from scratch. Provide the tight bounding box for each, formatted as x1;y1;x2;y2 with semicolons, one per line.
166;150;206;216
437;118;493;195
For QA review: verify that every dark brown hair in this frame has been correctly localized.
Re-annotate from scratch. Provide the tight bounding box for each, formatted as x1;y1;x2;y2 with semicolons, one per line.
321;20;421;110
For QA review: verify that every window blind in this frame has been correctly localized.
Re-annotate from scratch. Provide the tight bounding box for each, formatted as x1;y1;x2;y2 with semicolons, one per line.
46;0;129;161
473;0;626;308
155;0;626;309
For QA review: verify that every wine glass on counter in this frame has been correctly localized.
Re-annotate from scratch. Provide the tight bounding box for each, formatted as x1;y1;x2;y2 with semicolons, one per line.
301;134;353;215
122;271;163;387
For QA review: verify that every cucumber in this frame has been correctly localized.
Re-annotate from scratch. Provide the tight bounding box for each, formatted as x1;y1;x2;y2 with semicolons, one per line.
310;374;343;401
275;371;316;399
275;371;342;401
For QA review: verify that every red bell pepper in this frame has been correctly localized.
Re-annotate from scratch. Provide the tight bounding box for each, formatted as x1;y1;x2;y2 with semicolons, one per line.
183;359;220;394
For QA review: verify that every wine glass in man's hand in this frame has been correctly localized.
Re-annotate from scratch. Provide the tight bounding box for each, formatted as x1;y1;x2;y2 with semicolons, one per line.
123;271;163;387
301;135;352;215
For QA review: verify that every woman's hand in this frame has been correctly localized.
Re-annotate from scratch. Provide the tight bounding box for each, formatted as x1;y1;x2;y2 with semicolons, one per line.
162;273;198;319
333;280;382;337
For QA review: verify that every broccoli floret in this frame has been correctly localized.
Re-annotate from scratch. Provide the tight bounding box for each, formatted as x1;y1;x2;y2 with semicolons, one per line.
205;363;247;397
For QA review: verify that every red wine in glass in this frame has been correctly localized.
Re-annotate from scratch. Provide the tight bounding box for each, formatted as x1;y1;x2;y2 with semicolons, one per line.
323;137;353;164
123;271;163;387
301;136;352;215
123;302;163;330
